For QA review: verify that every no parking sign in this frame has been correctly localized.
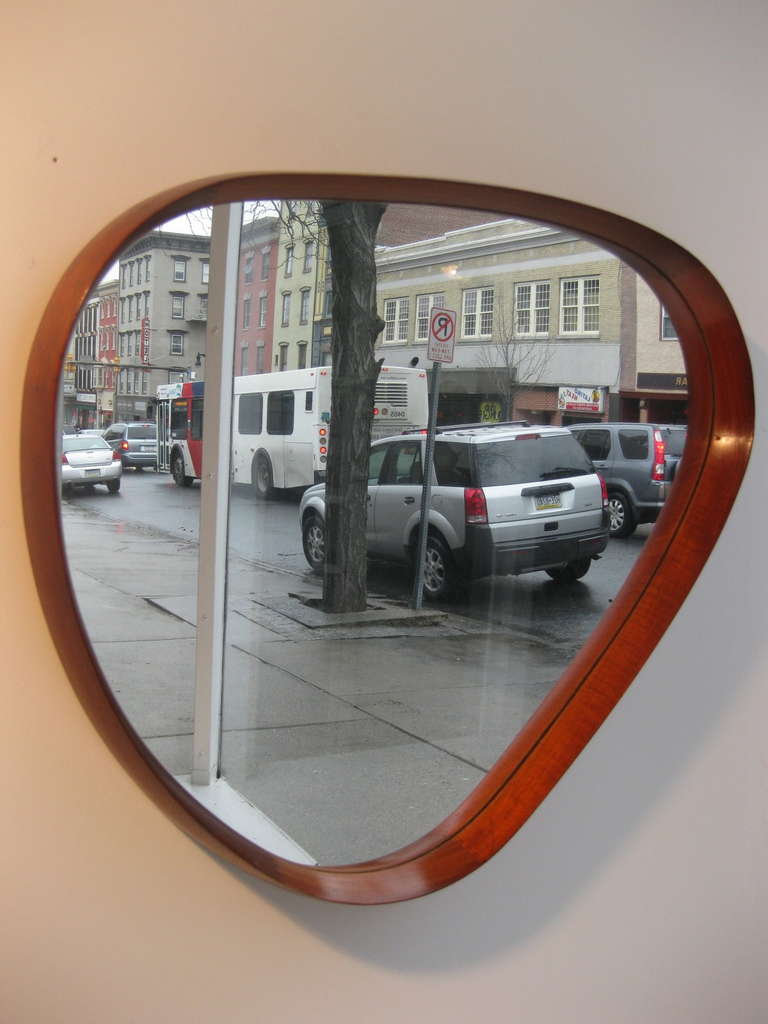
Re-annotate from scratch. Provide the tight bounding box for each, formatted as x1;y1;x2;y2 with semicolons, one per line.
427;308;457;363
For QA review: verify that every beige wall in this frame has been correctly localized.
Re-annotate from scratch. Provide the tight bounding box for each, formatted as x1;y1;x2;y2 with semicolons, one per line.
2;3;766;1022
636;274;687;376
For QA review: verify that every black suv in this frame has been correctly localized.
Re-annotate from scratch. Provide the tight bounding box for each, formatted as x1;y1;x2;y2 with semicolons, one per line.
568;422;686;537
103;422;158;470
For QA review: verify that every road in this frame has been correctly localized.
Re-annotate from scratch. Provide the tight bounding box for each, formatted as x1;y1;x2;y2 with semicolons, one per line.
66;466;650;661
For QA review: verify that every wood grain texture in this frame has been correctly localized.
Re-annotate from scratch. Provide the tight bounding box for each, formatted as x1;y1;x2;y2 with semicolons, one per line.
22;174;754;903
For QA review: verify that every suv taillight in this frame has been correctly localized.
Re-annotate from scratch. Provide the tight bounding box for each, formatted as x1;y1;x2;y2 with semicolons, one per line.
464;487;488;525
120;440;129;451
652;430;666;481
598;473;608;508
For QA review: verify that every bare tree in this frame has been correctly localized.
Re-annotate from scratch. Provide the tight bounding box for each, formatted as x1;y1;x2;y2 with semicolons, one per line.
476;306;553;421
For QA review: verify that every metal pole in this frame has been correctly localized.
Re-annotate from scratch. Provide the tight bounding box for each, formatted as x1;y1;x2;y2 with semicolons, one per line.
411;361;442;609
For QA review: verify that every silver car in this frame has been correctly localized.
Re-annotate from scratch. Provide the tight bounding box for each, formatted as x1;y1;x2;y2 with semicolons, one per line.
61;435;122;494
299;424;609;599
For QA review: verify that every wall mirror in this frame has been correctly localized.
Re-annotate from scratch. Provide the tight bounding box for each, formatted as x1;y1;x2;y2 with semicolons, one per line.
25;175;752;902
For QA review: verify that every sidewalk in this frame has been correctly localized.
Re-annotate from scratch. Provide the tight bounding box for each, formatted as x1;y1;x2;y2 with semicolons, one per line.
61;501;558;866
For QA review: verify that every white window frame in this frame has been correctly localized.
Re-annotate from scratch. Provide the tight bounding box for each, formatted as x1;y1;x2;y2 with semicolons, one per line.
242;296;251;329
171;293;186;319
281;292;291;327
284;245;294;277
661;306;678;340
415;293;445;341
303;241;315;273
514;281;551;336
559;276;600;335
299;288;311;325
201;259;210;285
170;333;185;356
462;287;494;339
258;295;268;328
383;297;410;343
173;257;187;282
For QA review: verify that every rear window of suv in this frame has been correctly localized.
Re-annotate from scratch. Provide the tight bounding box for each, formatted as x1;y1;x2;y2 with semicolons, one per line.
661;427;687;456
125;425;156;439
443;435;593;487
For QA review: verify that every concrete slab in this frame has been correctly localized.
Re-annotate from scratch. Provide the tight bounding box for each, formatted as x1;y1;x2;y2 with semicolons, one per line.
219;719;484;865
72;570;197;643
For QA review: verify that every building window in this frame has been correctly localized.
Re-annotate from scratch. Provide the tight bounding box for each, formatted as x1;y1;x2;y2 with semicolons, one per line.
120;298;126;324
261;249;270;280
241;346;249;375
297;342;307;369
661;307;678;340
304;241;315;273
278;343;288;371
383;297;410;342
201;260;209;285
136;260;142;286
199;294;208;318
281;292;291;327
323;287;333;318
415;293;445;341
515;281;550;336
144;292;150;317
171;294;186;319
145;256;151;281
121;265;128;289
299;288;311;324
258;295;268;328
462;287;494;338
128;295;134;322
243;253;254;283
242;296;252;329
173;257;187;282
129;261;135;287
170;333;184;355
256;345;265;372
285;245;294;277
560;276;600;334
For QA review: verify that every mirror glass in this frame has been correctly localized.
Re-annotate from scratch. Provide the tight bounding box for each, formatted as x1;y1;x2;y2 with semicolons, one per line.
58;197;687;866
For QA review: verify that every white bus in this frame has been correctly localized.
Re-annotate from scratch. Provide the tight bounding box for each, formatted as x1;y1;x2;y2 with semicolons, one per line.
232;365;428;497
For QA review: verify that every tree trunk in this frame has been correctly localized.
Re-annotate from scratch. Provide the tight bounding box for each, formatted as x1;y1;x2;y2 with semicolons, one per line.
320;200;386;613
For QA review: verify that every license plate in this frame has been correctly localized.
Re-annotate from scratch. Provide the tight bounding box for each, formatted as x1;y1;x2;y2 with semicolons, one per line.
535;493;561;510
141;445;154;452
85;468;100;477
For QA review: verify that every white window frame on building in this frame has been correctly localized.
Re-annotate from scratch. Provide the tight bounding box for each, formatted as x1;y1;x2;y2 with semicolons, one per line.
299;288;311;325
171;293;186;319
261;248;270;280
303;241;315;273
383;296;410;342
559;276;600;335
170;332;185;356
242;296;251;329
297;341;307;369
201;259;210;285
241;345;249;375
258;295;268;328
661;306;678;340
515;281;551;337
278;342;288;370
415;293;445;341
173;257;188;282
462;286;494;339
285;245;294;277
281;291;291;327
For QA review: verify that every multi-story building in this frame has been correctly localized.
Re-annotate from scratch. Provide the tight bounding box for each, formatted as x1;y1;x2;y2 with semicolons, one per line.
619;274;687;423
373;216;625;426
271;202;324;372
115;231;210;420
236;215;280;376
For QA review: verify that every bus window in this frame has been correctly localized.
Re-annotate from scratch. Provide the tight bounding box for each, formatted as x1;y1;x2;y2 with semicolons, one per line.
190;398;204;441
170;399;188;439
238;393;263;435
305;391;313;412
267;391;294;435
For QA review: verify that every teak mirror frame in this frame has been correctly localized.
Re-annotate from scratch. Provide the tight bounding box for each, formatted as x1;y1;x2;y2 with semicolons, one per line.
22;174;753;904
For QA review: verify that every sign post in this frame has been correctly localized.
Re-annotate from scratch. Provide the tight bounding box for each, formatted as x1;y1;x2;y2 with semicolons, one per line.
412;309;457;609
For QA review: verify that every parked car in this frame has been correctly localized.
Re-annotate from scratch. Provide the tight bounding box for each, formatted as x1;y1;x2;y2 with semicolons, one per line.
103;422;158;469
299;423;610;600
567;422;687;538
61;435;122;493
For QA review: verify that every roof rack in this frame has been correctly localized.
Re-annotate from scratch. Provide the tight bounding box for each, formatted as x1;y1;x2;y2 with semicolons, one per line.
435;420;531;432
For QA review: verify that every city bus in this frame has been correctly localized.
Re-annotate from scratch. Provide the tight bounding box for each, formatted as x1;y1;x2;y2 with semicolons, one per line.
157;365;428;494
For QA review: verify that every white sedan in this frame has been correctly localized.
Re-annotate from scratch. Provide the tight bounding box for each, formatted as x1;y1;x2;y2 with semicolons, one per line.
61;435;122;494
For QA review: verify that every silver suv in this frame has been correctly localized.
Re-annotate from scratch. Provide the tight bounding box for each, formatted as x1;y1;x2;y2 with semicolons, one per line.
299;423;609;600
103;422;158;470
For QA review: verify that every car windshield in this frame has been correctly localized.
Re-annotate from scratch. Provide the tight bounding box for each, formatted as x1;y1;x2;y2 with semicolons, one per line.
126;425;156;439
63;436;110;452
473;435;593;486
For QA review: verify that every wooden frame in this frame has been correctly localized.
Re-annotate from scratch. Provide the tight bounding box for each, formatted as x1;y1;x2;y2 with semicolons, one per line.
22;174;753;903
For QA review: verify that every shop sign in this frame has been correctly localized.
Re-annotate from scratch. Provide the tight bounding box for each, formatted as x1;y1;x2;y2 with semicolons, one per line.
76;393;96;404
636;372;688;391
141;317;151;363
557;386;605;413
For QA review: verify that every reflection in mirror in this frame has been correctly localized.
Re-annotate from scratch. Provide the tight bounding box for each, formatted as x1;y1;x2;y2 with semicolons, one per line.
58;198;687;866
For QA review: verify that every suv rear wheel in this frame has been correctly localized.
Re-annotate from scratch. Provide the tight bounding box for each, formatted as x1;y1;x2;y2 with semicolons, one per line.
607;491;636;538
421;535;459;602
546;557;592;583
302;515;325;574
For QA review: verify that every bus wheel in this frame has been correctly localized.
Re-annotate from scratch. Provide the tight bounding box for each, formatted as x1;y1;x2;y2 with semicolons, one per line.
172;453;193;488
253;454;273;500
